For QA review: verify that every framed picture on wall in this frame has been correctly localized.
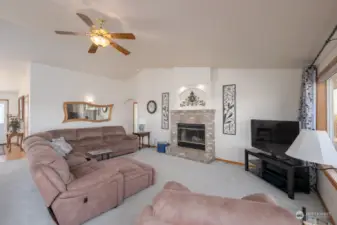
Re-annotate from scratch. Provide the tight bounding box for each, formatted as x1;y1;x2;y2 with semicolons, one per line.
223;84;236;135
161;92;169;129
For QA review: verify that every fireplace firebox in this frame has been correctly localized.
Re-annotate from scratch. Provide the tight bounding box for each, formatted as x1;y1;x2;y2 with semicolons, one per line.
177;123;205;150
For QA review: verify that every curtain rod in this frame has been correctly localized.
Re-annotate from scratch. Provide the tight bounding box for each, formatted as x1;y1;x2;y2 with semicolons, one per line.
307;24;337;70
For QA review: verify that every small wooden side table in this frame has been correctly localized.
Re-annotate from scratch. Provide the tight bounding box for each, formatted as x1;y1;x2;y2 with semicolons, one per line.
133;132;151;149
6;132;24;152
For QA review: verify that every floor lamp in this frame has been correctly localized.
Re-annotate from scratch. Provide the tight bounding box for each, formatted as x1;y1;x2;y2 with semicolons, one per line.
286;129;337;225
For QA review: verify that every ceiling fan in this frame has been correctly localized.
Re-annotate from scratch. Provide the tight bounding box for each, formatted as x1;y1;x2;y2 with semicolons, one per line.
55;13;135;55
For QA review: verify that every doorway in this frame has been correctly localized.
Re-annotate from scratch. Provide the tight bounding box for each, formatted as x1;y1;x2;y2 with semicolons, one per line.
0;100;8;145
23;95;29;137
133;102;138;132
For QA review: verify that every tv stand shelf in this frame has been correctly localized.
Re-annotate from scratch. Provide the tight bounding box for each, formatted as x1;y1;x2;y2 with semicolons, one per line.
245;148;310;199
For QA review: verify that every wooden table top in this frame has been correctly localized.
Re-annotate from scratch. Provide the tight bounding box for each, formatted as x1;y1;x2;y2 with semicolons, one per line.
133;132;150;136
87;149;114;156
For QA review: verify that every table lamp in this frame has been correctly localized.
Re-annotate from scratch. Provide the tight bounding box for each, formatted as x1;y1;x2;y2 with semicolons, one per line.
286;130;337;169
138;118;146;132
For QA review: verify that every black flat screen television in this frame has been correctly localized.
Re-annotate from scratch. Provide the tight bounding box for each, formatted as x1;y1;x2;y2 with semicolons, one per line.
251;119;300;158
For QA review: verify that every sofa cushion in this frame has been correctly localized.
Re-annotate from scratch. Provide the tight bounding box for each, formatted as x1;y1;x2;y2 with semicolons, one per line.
73;143;109;153
102;126;126;136
153;190;226;225
23;136;52;153
99;158;139;172
29;145;74;185
77;127;103;140
50;129;77;141
77;137;104;147
30;164;66;206
51;137;73;156
28;131;53;141
70;160;103;178
65;152;90;168
103;135;125;143
119;140;139;150
122;157;155;185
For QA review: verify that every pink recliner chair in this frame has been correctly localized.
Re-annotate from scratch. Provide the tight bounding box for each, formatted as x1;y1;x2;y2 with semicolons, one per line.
137;181;301;225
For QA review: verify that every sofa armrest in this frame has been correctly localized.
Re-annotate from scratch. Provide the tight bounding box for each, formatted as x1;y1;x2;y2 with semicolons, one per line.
67;168;120;191
124;134;138;140
66;152;89;168
241;193;277;205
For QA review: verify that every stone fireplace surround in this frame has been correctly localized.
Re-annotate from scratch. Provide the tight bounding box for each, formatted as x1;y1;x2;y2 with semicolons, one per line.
167;109;215;163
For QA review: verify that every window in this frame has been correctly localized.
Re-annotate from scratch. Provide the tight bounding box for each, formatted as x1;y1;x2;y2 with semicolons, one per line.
133;102;138;133
326;74;337;184
327;73;337;142
0;103;4;124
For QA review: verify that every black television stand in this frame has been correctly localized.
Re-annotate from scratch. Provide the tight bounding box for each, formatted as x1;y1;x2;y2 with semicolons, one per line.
245;148;310;199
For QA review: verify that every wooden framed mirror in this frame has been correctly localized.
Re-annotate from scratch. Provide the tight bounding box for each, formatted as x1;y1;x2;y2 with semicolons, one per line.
63;102;113;123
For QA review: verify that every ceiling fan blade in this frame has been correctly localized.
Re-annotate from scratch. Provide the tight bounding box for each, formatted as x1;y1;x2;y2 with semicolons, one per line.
88;44;98;54
109;33;136;40
55;31;86;36
76;13;94;27
110;41;130;55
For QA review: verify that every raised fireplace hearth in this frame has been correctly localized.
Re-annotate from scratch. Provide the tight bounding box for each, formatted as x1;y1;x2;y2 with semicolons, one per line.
178;123;205;150
167;109;215;163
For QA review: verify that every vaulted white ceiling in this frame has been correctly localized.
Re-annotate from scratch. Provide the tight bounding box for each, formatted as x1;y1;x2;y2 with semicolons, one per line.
0;0;337;78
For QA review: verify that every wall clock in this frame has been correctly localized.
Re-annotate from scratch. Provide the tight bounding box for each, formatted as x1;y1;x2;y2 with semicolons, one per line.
147;100;157;114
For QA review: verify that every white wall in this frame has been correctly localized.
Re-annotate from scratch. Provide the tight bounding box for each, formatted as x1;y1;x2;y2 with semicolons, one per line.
18;64;31;97
29;63;130;133
128;68;302;162
0;60;29;92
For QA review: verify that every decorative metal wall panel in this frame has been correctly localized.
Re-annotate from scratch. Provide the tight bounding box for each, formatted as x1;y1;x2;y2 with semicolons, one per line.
161;92;170;129
223;84;236;135
180;91;206;107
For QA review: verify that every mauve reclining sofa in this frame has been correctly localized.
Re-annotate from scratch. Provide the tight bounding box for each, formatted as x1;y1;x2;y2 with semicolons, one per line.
23;126;155;225
31;126;139;156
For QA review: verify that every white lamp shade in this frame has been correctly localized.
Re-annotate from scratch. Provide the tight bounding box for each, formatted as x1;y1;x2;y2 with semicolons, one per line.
138;118;146;125
286;130;337;167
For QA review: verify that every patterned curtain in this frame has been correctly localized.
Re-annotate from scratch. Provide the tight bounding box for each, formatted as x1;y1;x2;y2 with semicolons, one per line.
299;66;317;189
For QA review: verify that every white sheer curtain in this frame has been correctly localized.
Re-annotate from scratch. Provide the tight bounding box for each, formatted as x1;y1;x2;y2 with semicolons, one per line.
0;103;5;144
0;104;4;124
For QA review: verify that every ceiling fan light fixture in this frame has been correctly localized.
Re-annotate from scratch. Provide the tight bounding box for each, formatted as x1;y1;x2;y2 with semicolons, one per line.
55;13;134;55
90;35;110;47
